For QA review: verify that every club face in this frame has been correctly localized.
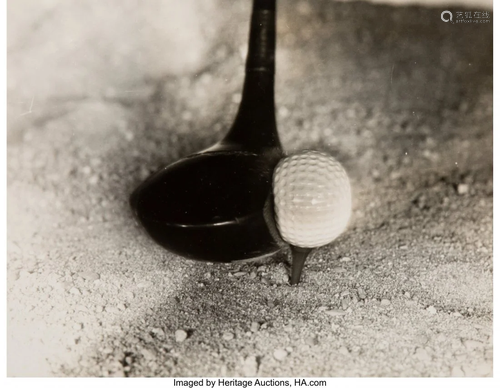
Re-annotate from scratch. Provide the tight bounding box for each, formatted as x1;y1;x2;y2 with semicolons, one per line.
130;151;284;262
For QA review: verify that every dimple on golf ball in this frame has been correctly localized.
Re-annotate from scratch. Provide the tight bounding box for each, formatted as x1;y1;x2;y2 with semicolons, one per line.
272;150;351;248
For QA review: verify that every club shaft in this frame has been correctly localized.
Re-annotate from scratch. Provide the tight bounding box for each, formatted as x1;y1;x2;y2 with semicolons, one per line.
221;0;281;153
246;0;276;73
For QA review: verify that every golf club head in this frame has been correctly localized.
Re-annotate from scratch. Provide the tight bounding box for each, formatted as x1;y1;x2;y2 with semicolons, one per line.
130;148;285;262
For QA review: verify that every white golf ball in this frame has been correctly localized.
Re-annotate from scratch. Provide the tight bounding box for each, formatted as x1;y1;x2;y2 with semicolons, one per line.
272;150;351;248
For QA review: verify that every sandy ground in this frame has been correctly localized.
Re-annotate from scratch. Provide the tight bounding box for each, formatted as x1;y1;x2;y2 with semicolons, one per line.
7;0;492;377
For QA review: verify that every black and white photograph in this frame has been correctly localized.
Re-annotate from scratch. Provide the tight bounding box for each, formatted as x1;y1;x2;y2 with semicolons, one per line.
6;0;494;379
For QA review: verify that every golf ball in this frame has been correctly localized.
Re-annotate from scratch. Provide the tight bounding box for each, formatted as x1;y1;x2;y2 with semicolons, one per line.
272;150;351;248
